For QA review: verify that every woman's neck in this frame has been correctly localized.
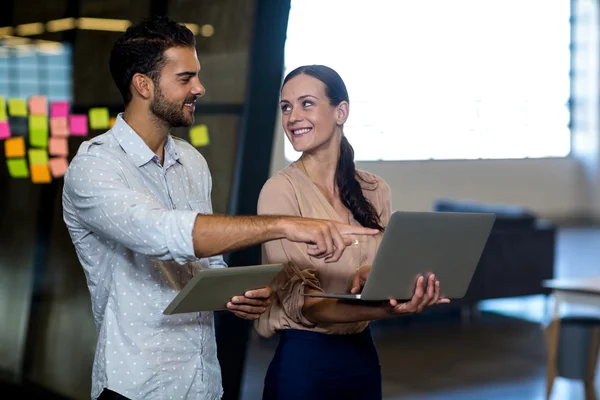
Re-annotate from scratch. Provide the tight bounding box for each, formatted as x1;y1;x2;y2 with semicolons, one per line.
298;144;339;195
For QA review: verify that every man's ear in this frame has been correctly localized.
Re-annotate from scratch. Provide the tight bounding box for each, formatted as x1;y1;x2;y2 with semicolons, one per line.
336;101;349;126
131;73;154;100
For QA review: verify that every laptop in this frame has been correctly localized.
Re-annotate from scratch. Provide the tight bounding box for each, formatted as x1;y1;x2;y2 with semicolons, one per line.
303;211;496;301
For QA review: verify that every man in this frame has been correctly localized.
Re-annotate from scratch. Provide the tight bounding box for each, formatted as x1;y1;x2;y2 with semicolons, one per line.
62;16;379;400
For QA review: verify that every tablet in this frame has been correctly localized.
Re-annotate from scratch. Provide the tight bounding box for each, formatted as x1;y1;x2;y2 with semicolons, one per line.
163;264;284;315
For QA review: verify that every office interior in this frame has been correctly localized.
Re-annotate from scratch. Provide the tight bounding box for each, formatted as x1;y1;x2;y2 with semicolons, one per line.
0;0;599;399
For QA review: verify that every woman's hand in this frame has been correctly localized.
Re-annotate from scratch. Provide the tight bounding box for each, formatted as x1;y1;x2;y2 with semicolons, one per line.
350;265;371;294
350;266;450;315
386;274;450;315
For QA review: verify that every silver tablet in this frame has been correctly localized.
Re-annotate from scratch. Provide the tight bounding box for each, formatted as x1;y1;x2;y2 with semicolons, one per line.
163;264;283;314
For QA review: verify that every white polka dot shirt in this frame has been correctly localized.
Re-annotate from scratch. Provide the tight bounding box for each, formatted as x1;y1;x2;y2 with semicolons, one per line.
62;114;225;400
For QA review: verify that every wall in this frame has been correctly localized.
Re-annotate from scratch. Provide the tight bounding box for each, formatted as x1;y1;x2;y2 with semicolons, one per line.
268;1;600;223
269;112;594;222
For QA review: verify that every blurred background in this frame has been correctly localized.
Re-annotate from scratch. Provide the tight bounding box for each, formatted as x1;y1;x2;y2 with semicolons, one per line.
1;0;599;399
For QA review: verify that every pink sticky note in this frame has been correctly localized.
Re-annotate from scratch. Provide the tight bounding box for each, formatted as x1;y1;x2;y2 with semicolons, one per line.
50;101;70;118
50;117;69;137
0;121;10;139
49;137;68;157
48;157;69;178
69;114;88;136
29;96;48;115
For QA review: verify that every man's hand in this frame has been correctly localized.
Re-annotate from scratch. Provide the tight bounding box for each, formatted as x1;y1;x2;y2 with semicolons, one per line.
226;286;272;320
386;274;450;315
279;218;380;263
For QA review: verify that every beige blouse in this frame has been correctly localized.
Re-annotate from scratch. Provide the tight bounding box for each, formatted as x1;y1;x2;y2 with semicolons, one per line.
254;162;392;338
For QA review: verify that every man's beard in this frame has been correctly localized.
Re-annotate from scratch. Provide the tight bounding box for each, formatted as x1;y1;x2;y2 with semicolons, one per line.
150;85;193;128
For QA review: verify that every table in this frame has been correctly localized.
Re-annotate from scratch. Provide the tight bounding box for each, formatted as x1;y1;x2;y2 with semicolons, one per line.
542;277;600;400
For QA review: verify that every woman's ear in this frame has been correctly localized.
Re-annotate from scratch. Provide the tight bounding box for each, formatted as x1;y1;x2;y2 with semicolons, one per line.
336;101;349;126
131;73;154;100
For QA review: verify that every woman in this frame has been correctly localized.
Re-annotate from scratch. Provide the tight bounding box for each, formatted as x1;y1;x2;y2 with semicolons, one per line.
255;65;449;400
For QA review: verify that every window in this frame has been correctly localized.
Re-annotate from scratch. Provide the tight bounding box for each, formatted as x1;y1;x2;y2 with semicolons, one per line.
0;42;72;102
283;0;571;161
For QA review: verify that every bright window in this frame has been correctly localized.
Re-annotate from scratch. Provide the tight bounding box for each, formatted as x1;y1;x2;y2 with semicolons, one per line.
0;42;72;102
283;0;571;161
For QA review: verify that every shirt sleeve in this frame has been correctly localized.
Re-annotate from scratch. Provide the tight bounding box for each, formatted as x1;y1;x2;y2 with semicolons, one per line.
257;174;322;328
202;161;228;269
63;153;198;264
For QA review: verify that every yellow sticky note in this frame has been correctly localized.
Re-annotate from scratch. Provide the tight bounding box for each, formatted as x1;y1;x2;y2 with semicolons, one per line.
0;97;7;121
89;107;110;130
30;115;49;147
7;158;29;178
29;148;49;166
190;124;209;147
8;98;27;117
5;137;26;158
31;164;51;184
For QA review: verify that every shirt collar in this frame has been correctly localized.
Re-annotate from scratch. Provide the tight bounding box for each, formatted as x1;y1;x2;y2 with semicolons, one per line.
112;113;181;168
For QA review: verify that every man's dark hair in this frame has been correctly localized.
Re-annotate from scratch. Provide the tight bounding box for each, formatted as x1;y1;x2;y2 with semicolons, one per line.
109;15;196;105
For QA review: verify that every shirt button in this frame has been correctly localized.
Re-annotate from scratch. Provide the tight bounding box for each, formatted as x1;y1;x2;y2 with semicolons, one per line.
352;239;359;246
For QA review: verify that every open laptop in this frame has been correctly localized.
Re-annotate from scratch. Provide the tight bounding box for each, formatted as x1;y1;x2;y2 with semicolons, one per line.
304;211;496;301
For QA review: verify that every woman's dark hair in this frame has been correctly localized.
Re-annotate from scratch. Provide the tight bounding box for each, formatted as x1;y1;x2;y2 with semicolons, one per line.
109;15;196;105
282;65;385;232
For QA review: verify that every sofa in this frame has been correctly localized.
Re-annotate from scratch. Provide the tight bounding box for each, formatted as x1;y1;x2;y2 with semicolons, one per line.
432;198;556;313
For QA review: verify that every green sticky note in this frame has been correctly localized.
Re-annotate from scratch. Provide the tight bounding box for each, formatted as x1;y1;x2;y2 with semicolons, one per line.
0;97;6;121
190;124;210;147
7;158;29;178
30;115;49;147
89;107;110;130
28;148;49;166
8;98;27;117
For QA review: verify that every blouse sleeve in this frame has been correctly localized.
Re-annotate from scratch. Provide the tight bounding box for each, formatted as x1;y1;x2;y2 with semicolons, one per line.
378;178;393;228
257;174;323;328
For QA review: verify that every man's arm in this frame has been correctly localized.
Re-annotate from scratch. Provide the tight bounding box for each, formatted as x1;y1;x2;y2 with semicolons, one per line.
64;154;378;264
191;213;376;262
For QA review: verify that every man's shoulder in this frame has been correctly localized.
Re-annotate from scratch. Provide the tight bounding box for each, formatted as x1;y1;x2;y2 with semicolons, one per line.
72;130;120;161
65;130;124;183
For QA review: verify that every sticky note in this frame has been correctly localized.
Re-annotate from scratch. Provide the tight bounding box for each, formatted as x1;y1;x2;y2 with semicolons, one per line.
89;107;110;130
50;117;69;137
29;148;49;166
69;114;88;136
189;124;210;147
0;97;6;121
50;101;70;118
29;96;48;115
30;115;49;147
49;137;68;157
49;157;69;178
0;121;10;139
8;98;27;117
31;164;51;184
109;117;116;128
5;137;25;158
7;158;29;178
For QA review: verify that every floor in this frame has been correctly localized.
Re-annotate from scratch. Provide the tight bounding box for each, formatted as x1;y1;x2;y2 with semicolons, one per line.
240;227;600;400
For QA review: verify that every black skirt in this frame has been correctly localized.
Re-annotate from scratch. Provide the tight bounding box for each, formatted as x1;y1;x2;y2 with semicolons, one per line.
262;327;382;400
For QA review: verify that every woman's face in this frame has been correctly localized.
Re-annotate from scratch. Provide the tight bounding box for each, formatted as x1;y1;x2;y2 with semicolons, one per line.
280;74;347;154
